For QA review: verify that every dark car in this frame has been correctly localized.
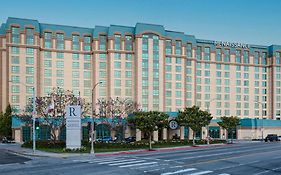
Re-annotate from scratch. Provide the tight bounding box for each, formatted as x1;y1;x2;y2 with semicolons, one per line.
96;136;113;142
1;137;15;144
125;136;136;143
265;134;278;142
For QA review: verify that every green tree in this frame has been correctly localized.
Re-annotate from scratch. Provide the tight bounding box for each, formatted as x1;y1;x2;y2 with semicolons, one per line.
177;106;212;146
0;104;12;138
218;116;240;143
128;111;169;150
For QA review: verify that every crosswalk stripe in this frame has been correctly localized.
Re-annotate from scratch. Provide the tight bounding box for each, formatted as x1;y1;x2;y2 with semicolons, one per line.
119;162;157;168
90;158;124;163
109;160;145;166
187;171;213;175
161;168;197;175
98;159;136;164
218;174;230;175
134;164;159;169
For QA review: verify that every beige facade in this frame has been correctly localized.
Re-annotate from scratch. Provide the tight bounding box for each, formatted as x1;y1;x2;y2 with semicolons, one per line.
1;18;281;121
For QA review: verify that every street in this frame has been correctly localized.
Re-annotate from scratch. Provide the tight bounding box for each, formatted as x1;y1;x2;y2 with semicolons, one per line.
1;142;281;175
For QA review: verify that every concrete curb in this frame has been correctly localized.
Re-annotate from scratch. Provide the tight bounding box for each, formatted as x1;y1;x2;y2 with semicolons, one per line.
5;143;230;158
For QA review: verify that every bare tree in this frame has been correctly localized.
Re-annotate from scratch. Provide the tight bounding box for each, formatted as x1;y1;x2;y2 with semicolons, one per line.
95;97;140;140
23;87;91;142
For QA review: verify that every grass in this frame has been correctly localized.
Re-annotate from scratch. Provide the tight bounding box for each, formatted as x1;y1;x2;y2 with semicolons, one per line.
22;140;226;153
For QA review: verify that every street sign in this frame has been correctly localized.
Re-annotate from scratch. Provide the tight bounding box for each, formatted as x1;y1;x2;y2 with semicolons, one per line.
169;120;178;130
66;105;81;149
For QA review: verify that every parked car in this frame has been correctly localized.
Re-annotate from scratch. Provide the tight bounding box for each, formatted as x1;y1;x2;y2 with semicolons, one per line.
96;137;113;142
278;136;281;141
1;137;15;144
265;134;278;142
125;136;136;143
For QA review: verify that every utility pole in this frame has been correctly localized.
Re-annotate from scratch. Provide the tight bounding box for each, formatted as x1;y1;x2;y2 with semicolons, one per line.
206;98;216;145
255;100;265;141
91;82;102;156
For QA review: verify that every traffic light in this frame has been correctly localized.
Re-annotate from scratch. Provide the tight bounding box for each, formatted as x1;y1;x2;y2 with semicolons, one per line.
87;122;91;131
35;118;40;130
94;122;97;130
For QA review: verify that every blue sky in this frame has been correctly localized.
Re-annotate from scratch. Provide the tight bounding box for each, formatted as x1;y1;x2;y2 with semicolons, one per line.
0;0;280;45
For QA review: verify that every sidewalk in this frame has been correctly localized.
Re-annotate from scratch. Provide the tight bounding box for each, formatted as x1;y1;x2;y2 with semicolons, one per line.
0;142;229;158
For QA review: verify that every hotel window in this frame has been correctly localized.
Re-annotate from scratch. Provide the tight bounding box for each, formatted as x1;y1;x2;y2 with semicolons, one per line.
254;52;260;64
186;43;192;58
12;56;19;64
26;48;34;55
72;35;80;51
56;61;64;68
56;70;64;77
72;62;80;69
224;49;230;62
114;34;121;50
72;53;79;60
99;35;107;51
276;52;281;64
204;47;210;61
12;47;19;54
235;50;241;63
56;33;64;50
26;57;34;65
125;35;133;51
11;85;20;93
196;46;202;60
83;36;91;51
11;66;20;74
244;51;249;64
26;28;34;45
44;60;52;67
165;40;172;54
84;54;91;61
57;79;64;86
11;76;20;83
175;41;182;55
11;27;20;44
26;67;34;75
216;48;222;61
44;32;52;48
57;52;64;59
262;52;267;65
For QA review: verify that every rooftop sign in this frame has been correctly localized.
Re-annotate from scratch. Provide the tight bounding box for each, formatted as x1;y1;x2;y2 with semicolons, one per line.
214;41;250;49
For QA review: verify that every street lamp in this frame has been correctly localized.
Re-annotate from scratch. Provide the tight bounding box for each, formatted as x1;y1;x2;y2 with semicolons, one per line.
255;100;265;141
206;98;216;145
91;81;102;156
9;80;36;153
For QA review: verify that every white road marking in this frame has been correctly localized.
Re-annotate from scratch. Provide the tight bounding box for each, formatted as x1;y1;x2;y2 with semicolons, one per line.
134;163;160;169
218;174;231;175
98;159;136;164
119;162;157;168
144;167;166;173
170;165;183;168
161;168;197;175
187;171;213;175
110;160;145;166
89;157;123;162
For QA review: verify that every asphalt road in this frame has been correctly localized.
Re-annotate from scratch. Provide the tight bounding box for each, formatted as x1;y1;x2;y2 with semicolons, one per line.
0;148;31;165
1;142;281;175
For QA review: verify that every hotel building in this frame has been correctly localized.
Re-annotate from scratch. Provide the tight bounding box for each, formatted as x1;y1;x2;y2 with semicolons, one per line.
1;17;281;121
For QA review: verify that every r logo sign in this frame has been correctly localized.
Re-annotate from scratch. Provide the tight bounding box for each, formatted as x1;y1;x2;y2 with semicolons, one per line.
66;105;81;149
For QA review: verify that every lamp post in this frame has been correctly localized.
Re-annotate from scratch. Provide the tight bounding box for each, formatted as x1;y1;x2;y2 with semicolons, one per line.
255;100;264;141
91;81;102;156
9;80;36;153
206;98;216;145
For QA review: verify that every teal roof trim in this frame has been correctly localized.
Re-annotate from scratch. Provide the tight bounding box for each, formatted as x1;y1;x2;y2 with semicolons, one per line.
0;23;5;35
6;17;40;33
166;30;186;41
135;23;165;36
40;23;93;38
93;26;109;38
108;25;135;37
